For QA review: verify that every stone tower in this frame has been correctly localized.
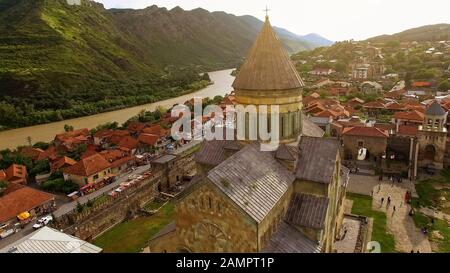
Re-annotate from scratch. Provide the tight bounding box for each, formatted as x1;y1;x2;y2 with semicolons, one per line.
232;16;304;144
417;101;448;170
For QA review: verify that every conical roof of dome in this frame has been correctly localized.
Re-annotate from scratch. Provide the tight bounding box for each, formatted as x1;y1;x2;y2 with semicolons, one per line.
232;17;304;91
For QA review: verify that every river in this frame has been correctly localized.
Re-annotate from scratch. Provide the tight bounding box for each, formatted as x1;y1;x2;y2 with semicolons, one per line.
0;69;235;150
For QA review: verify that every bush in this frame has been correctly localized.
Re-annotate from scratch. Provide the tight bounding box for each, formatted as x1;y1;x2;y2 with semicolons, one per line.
41;178;79;194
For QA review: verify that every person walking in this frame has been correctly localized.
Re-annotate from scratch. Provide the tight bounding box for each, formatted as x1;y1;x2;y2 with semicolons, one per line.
381;197;385;207
387;196;391;207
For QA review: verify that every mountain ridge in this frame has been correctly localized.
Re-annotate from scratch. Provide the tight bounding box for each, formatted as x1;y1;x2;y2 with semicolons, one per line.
367;23;450;43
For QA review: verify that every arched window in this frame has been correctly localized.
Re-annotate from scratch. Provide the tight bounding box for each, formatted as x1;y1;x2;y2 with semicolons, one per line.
425;145;436;161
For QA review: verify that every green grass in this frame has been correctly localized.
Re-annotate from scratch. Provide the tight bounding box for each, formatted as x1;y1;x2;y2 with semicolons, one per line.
413;180;441;208
93;202;175;253
440;169;450;183
347;193;397;253
412;211;450;253
143;200;165;211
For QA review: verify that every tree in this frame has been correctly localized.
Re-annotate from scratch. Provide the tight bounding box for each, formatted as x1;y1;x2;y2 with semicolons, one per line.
64;124;74;132
33;142;50;150
439;80;450;91
26;136;32;147
201;73;211;82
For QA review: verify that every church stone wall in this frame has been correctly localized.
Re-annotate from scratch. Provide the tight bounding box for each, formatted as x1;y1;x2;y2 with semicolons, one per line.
294;180;328;196
258;186;293;250
342;135;387;161
417;130;447;169
174;182;258;253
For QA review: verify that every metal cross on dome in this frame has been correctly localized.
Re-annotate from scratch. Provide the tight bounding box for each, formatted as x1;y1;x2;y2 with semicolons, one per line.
264;5;270;18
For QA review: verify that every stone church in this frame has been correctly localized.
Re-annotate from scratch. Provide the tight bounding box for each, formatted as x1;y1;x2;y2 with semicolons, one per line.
148;16;348;253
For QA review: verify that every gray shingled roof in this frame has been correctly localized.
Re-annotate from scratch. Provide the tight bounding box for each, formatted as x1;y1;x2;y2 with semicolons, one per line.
195;140;242;166
302;114;325;138
261;221;321;253
296;137;340;184
208;143;295;223
285;193;329;229
426;101;446;116
275;144;298;161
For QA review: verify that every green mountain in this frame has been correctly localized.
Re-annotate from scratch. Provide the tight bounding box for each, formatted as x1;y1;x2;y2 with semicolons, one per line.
0;0;326;129
367;24;450;43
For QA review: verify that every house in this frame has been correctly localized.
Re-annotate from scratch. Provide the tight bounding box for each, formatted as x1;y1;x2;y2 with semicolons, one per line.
50;156;77;173
385;102;407;113
361;81;383;95
396;125;419;137
362;101;386;117
19;147;44;161
347;98;365;107
94;130;130;146
0;227;102;253
138;133;165;154
63;153;111;186
309;68;336;76
393;110;425;130
0;186;55;227
114;136;139;154
342;127;389;161
54;128;90;150
4;164;27;185
36;146;58;162
99;149;135;175
127;122;147;135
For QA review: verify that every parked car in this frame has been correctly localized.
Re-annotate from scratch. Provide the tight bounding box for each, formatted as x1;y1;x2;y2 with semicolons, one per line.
0;229;15;239
32;215;53;230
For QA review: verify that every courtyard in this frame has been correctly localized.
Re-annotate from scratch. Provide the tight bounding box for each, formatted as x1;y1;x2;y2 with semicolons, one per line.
93;202;175;253
345;172;445;253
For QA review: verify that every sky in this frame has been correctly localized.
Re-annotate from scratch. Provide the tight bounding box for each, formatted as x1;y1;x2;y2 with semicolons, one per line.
96;0;450;41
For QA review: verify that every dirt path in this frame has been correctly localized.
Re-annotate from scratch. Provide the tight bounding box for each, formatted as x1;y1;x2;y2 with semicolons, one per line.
373;183;432;253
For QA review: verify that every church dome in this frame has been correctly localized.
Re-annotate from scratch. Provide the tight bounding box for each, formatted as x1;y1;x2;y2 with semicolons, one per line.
426;101;446;116
232;17;304;91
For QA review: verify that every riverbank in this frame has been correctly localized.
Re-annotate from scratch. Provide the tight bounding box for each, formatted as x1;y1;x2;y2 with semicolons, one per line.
0;69;235;150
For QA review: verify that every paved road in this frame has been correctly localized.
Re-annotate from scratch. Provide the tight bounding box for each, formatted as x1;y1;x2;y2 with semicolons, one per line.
53;164;151;218
0;222;34;250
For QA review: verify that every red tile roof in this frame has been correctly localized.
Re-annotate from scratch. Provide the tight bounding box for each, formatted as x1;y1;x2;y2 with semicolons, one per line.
19;147;44;161
412;82;432;88
127;122;147;133
116;136;139;150
385;102;406;111
0;170;6;181
36;146;58;162
315;110;341;119
348;98;365;104
342;127;389;138
5;164;27;183
64;154;110;177
363;101;385;109
55;128;89;142
138;134;160;146
142;125;164;136
0;186;54;223
80;145;98;160
51;156;77;172
397;125;419;136
393;110;424;122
